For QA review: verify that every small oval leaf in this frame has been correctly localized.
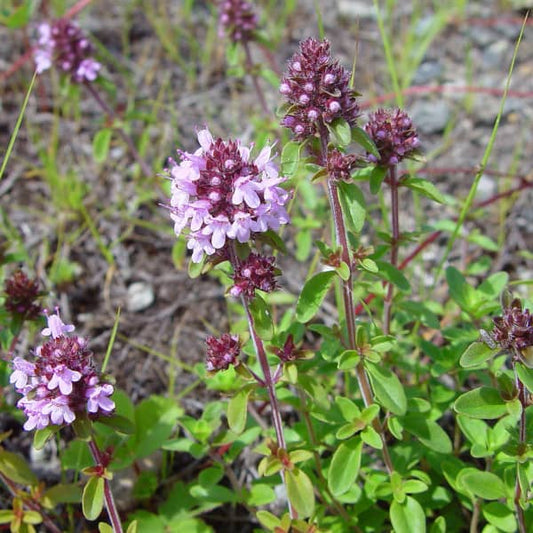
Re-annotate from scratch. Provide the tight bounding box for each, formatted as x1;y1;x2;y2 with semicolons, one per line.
296;271;336;323
327;437;362;496
286;467;315;518
82;476;105;521
454;387;507;419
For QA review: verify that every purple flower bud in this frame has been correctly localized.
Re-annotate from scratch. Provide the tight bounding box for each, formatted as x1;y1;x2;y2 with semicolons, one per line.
4;270;42;320
231;253;278;299
491;297;533;356
364;108;419;167
280;38;360;140
206;334;240;372
217;0;258;44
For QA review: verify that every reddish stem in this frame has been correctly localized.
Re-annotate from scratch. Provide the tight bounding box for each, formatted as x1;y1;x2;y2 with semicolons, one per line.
87;439;123;533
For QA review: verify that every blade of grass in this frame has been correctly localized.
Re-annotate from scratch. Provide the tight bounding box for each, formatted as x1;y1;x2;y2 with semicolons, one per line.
432;13;528;287
101;307;121;374
373;0;402;107
0;71;37;181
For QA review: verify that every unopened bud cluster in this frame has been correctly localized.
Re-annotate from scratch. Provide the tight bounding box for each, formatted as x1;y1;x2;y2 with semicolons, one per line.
206;333;241;372
364;108;419;167
10;310;114;431
492;298;533;355
280;38;359;140
217;0;258;43
34;18;101;82
4;270;42;320
230;253;278;298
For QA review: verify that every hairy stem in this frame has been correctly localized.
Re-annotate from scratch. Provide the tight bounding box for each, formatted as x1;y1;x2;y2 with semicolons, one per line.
383;165;399;335
470;498;481;533
88;439;123;533
227;244;294;517
84;83;152;178
318;125;393;474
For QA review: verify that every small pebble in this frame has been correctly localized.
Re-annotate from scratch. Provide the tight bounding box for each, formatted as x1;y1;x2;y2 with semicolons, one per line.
127;281;155;312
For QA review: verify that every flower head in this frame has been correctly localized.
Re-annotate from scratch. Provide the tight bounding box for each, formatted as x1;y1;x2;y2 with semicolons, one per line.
217;0;258;43
4;270;42;320
34;18;101;82
327;149;360;181
206;333;240;372
230;253;278;299
491;298;533;356
364;108;419;167
11;308;115;431
167;128;290;263
280;38;359;140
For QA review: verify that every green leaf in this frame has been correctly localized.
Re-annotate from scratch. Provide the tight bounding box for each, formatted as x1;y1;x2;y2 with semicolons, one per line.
361;426;383;449
327;437;362;496
0;450;38;485
93;128;112;163
295;270;336;323
402;177;446;204
98;523;113;533
0;510;14;524
43;484;83;507
459;470;506;500
460;342;498;368
82;476;105;521
22;510;42;524
483;502;517;533
188;256;205;279
281;140;302;176
247;484;276;506
249;294;274;341
337;349;360;370
227;388;251;434
96;414;135;435
401;415;452;454
337;181;366;233
429;516;446;533
352;126;380;157
286;467;315;518
516;363;533;394
0;3;33;28
366;362;407;415
369;165;388;194
33;427;58;450
256;510;280;529
454;387;507;419
374;261;411;292
390;496;426;533
328;118;352;147
446;267;479;313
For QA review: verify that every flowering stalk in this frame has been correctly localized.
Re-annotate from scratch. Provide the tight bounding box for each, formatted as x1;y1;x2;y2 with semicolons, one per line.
513;366;527;533
318;125;394;474
87;439;124;533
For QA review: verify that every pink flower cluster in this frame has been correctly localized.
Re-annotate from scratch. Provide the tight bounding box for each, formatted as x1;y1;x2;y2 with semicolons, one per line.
280;38;360;140
10;310;114;431
364;108;420;167
218;0;258;43
168;128;290;263
34;18;101;82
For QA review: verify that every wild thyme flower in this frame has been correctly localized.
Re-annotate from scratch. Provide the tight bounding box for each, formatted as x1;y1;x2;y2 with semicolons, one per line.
327;149;359;181
167;128;290;263
280;38;359;141
364;108;419;167
217;0;258;43
4;270;42;320
491;298;533;355
10;309;115;431
34;18;101;82
206;333;240;372
230;252;278;298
